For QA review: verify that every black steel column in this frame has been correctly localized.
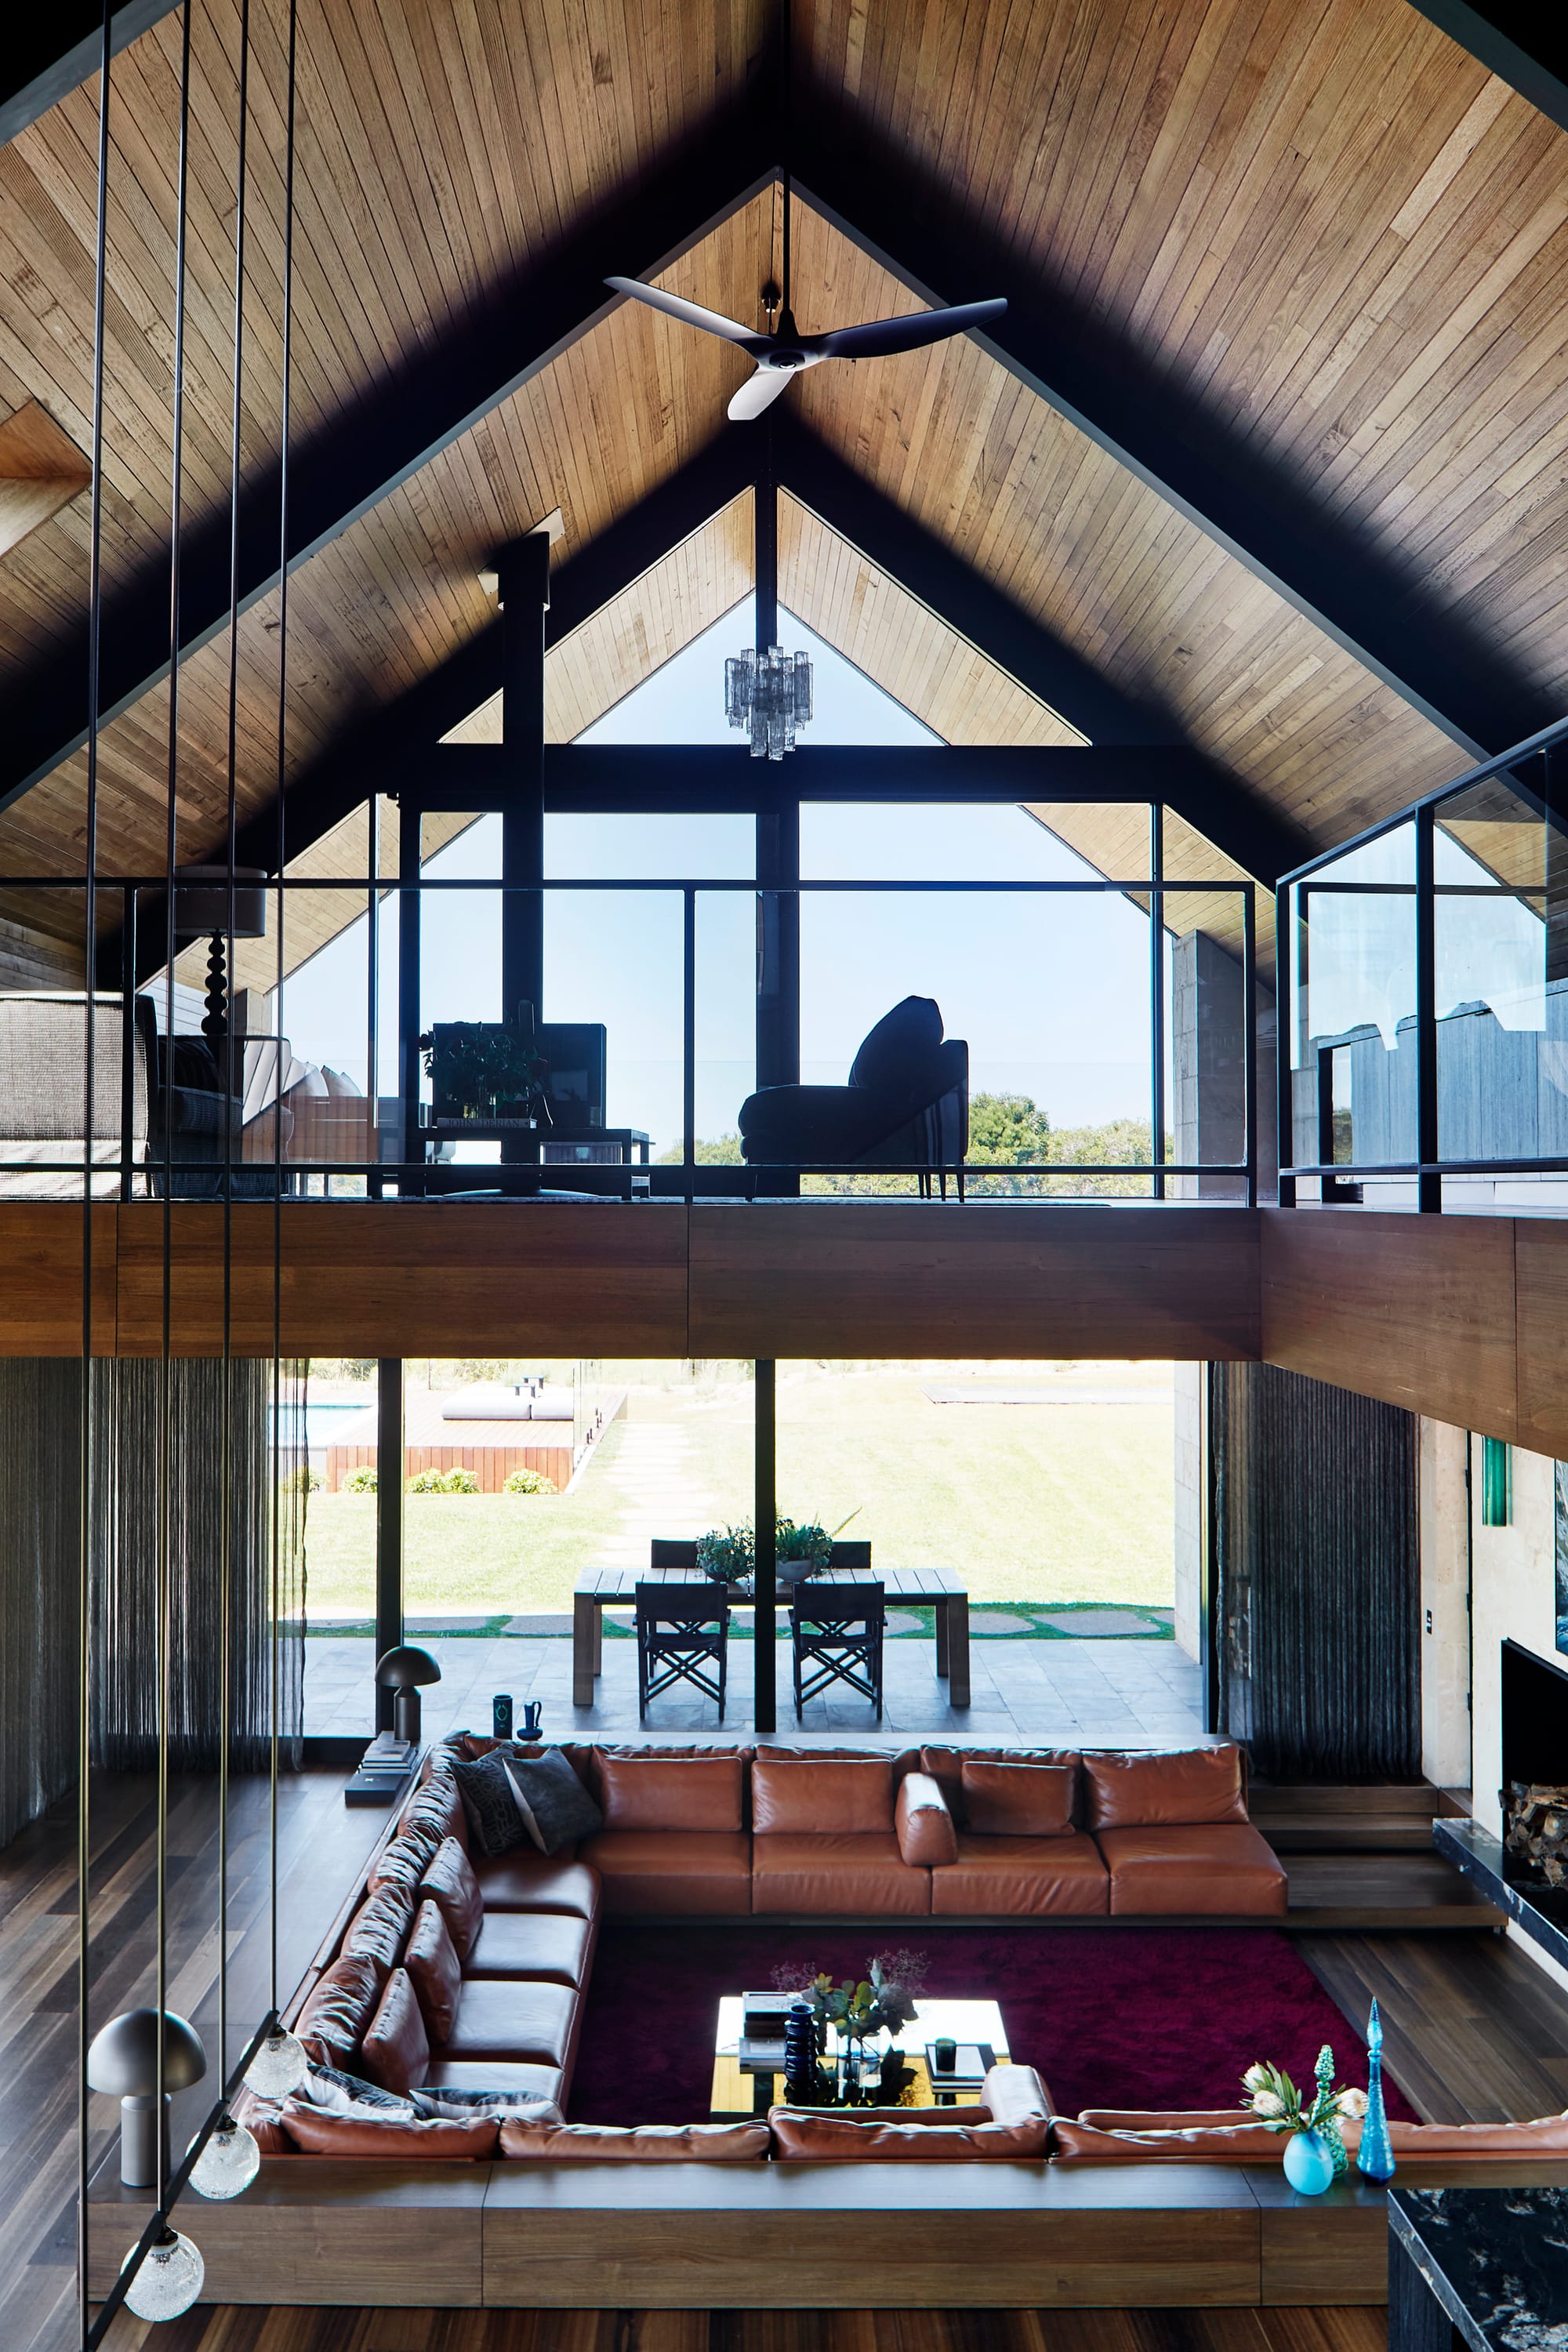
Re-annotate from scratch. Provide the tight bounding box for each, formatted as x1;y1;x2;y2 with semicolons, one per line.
753;445;800;1187
497;533;549;1164
375;1358;404;1732
397;793;422;1191
1276;880;1295;1206
753;1359;776;1733
1415;800;1439;1211
1149;803;1165;1199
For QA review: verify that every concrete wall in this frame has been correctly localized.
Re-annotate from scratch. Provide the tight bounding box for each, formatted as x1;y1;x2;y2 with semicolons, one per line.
1471;1438;1559;1836
1174;1361;1203;1661
1418;1417;1472;1791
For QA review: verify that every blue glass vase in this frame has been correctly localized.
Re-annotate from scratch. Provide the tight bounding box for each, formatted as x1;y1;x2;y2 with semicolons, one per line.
1283;2128;1336;2195
1357;1998;1396;2182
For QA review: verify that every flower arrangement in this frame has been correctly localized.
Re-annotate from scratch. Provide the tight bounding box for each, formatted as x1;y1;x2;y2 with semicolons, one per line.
775;1949;929;2042
695;1524;756;1589
1241;2045;1366;2177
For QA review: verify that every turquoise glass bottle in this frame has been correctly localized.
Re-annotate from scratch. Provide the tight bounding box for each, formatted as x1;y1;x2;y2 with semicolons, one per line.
1356;1998;1396;2181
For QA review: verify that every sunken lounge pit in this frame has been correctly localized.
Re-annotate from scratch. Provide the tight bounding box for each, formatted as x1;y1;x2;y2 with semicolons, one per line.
92;1741;1568;2313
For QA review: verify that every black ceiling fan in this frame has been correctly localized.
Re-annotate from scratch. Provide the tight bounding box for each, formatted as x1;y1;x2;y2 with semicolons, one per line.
604;263;1007;423
605;0;1004;422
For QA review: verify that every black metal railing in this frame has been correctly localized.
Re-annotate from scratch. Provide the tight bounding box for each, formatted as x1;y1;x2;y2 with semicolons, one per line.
1276;710;1568;1211
0;864;1261;1204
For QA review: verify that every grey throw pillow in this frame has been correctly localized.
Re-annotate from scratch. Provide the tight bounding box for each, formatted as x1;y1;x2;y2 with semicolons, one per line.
451;1751;527;1856
501;1748;603;1855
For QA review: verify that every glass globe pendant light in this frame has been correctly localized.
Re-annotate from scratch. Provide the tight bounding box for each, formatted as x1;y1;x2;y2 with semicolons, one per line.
122;2226;205;2321
243;2024;308;2099
189;2108;261;2199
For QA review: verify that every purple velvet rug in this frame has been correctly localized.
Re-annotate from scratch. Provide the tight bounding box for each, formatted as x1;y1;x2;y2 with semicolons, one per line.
568;1923;1417;2125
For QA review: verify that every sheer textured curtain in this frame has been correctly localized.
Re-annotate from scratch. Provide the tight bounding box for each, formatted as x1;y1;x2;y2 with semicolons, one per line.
0;1356;309;1840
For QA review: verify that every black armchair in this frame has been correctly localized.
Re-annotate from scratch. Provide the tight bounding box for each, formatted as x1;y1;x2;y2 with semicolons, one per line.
738;996;968;1196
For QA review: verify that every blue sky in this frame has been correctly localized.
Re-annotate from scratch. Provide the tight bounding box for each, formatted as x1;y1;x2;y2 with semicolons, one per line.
280;601;1160;1152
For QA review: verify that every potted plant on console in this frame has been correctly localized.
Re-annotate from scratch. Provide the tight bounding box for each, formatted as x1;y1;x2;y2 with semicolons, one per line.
419;1000;551;1129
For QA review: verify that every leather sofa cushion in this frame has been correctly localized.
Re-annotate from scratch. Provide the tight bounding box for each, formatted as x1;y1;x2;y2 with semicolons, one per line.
360;1966;431;2093
232;2091;290;2154
961;1760;1076;1837
339;1881;416;1980
770;2110;1050;2159
755;1744;920;1777
1051;2118;1284;2162
895;1772;958;1866
579;1829;752;1916
471;1850;597;1915
420;1836;485;1959
434;1978;577;2066
750;1832;929;1915
499;2119;771;2161
425;2059;565;2105
464;1908;595;1985
405;1900;463;2042
1096;1824;1287;1915
751;1757;895;1835
296;1954;386;2069
399;1771;468;1853
1086;2105;1568;2163
280;2100;499;2159
594;1751;745;1832
1083;1745;1248;1831
920;1747;1079;1824
368;1833;442;1896
931;1831;1109;1917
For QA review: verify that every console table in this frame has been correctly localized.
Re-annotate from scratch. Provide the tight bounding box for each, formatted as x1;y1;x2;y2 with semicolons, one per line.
572;1562;971;1710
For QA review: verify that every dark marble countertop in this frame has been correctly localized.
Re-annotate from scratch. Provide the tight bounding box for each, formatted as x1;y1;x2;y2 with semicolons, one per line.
1392;2186;1568;2352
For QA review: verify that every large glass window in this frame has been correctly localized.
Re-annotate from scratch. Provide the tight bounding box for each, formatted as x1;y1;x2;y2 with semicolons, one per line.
1290;823;1417;1195
1434;776;1555;1169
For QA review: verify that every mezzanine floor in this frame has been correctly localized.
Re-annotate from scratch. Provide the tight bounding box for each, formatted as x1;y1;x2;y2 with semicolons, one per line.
0;1772;1544;2352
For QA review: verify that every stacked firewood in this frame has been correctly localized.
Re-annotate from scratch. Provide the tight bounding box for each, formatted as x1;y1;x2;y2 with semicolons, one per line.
1503;1781;1568;1884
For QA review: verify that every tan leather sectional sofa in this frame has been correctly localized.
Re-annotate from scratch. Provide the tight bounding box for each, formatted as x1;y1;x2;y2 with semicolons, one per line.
219;1736;1568;2201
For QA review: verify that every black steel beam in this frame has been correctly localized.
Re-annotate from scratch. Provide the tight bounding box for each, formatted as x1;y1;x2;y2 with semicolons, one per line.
2;106;772;816
1406;2;1568;137
0;1;179;150
771;416;1174;750
789;128;1542;761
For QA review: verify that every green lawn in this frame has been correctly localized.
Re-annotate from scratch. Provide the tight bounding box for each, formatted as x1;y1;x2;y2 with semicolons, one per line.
302;1367;1174;1617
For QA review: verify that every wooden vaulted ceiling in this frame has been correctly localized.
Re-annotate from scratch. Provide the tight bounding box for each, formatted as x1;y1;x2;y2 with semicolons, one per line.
2;0;1567;971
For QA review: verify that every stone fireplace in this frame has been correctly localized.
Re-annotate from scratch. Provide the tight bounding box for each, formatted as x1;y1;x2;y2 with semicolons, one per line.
1501;1640;1568;1895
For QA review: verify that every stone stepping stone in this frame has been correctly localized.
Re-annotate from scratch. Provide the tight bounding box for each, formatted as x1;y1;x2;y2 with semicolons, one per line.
501;1613;572;1635
1036;1609;1163;1637
967;1610;1041;1635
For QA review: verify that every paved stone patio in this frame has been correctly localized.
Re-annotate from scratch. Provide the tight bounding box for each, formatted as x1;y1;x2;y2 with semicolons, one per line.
306;1630;1211;1748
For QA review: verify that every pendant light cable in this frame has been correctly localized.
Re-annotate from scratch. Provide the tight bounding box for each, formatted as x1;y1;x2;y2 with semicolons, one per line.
77;1;112;2338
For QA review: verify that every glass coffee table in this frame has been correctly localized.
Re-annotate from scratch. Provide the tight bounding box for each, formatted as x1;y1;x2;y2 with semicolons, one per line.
710;1994;1009;2119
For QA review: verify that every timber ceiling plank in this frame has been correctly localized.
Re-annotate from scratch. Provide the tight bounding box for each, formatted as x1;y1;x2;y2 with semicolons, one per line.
796;0;1568;760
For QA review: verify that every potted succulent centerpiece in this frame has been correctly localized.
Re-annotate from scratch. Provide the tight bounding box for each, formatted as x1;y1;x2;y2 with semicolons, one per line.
695;1523;755;1595
775;1508;859;1588
1242;2046;1367;2194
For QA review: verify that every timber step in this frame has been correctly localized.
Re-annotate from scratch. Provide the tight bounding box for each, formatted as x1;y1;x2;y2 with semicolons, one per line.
1251;1782;1465;1852
1283;1851;1504;1932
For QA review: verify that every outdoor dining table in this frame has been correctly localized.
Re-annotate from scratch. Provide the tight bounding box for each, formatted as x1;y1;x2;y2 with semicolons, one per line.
571;1562;971;1710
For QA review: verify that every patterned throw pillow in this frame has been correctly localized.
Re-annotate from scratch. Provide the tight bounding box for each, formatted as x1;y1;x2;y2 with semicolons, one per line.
450;1751;527;1857
409;2088;565;2122
501;1748;603;1856
300;2062;416;2117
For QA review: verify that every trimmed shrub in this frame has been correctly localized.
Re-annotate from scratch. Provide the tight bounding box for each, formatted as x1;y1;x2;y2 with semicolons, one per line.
407;1467;480;1494
342;1465;378;1494
504;1467;556;1496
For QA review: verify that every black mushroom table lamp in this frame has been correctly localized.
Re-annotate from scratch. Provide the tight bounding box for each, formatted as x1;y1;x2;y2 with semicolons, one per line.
86;2008;208;2186
375;1643;441;1747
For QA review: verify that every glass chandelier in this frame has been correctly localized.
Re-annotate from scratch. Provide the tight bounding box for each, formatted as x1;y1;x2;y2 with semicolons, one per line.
724;644;813;759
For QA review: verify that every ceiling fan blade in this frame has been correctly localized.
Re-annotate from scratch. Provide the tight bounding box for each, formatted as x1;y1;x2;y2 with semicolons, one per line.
727;365;796;423
604;276;766;350
818;296;1008;361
